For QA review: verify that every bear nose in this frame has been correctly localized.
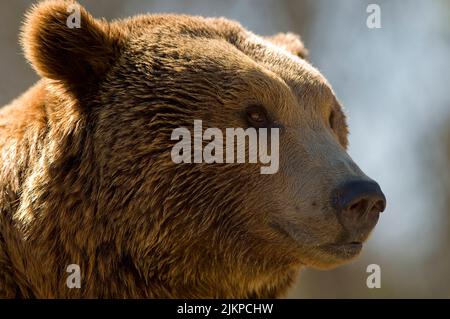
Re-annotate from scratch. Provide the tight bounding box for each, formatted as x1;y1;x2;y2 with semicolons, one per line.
333;180;386;230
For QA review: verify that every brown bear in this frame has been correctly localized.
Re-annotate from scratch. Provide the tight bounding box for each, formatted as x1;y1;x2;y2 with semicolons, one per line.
0;0;386;298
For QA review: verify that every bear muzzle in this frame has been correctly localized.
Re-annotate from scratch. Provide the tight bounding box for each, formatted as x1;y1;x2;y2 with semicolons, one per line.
332;179;386;241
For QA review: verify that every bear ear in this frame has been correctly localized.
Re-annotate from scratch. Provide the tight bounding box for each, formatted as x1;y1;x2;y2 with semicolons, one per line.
265;33;308;60
21;0;124;90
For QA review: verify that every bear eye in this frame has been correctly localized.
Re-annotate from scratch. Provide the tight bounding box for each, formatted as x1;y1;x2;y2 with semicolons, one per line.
245;105;270;128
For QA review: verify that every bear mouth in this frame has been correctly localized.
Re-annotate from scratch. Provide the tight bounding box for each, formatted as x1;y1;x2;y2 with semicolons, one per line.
319;241;363;259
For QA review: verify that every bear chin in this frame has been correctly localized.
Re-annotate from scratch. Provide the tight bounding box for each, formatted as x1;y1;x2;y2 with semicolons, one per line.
301;242;364;270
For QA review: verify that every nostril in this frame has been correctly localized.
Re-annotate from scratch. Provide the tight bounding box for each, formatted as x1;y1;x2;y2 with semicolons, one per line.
348;198;369;215
333;179;386;218
371;199;386;213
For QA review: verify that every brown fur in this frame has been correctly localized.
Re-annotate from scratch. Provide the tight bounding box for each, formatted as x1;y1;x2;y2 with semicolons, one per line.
1;0;373;298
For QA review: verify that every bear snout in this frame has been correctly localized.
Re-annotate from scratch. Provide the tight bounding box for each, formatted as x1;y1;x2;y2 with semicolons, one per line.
332;179;386;238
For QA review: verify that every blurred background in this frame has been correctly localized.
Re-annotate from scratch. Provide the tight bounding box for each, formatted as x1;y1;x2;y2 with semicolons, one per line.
1;0;449;298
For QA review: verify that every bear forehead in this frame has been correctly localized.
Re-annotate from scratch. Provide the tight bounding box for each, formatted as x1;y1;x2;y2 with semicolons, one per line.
115;14;334;104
